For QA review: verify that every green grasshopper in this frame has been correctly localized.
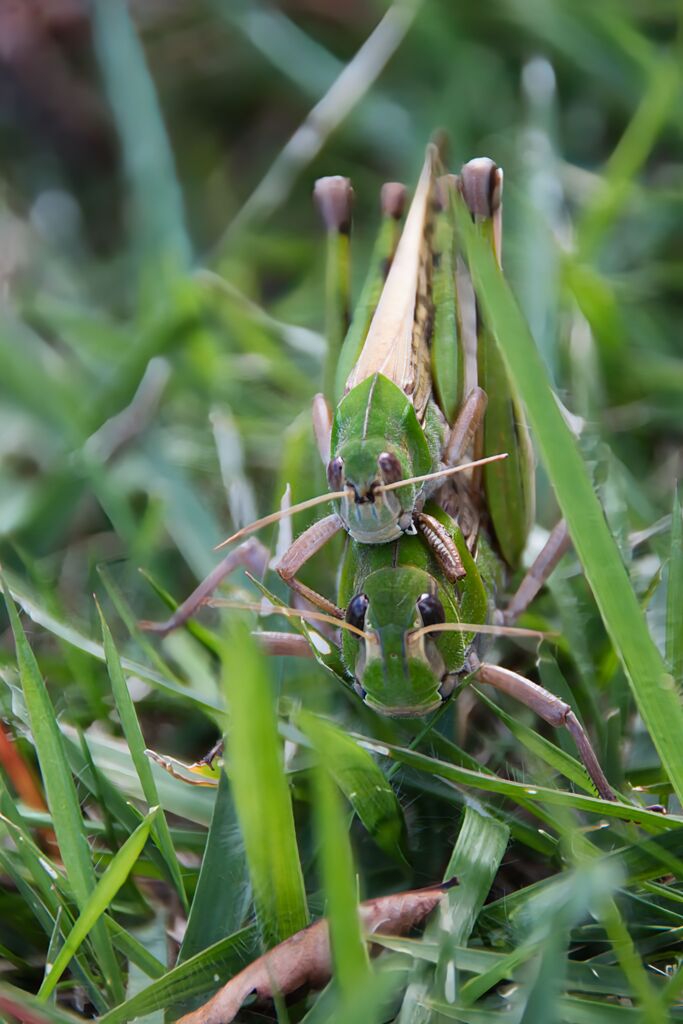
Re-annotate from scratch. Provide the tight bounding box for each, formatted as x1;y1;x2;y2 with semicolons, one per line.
141;154;613;800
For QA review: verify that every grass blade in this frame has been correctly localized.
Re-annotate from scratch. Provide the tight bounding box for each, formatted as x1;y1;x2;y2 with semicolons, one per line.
3;581;124;1004
667;487;683;686
457;201;683;806
313;764;370;999
37;808;158;1000
223;618;308;947
98;602;188;911
178;770;250;964
297;709;408;862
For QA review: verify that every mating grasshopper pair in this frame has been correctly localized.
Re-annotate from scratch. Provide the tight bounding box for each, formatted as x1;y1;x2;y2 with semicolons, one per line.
144;146;614;801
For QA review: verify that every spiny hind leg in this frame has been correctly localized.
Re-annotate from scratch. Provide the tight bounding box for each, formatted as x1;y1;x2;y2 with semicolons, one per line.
472;656;615;801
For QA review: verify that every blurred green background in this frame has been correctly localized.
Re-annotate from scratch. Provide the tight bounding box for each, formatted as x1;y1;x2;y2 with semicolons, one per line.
0;0;682;1017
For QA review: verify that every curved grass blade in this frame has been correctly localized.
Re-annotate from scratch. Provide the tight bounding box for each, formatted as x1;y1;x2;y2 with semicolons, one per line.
297;709;408;862
456;200;683;806
178;771;250;964
99;928;258;1024
667;487;683;686
98;602;188;912
37;808;158;1000
223;618;308;947
3;581;124;1005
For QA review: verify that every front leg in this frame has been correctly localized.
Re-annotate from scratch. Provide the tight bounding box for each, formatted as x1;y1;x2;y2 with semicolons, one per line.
416;511;466;582
276;513;345;618
502;519;571;625
473;657;615;801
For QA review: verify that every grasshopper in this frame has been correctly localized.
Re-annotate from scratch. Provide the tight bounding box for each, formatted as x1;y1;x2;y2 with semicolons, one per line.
141;153;614;801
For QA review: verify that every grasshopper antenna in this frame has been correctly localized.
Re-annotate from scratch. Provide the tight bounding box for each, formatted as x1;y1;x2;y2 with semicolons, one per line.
411;622;556;642
215;453;507;550
204;597;372;641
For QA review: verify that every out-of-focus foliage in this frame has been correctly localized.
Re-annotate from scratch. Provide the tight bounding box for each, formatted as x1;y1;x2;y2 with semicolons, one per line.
0;1;682;1021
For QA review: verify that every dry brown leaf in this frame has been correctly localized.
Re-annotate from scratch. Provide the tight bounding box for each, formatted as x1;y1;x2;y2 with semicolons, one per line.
176;880;456;1024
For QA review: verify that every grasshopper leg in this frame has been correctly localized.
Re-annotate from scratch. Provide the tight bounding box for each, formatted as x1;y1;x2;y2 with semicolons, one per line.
312;393;333;464
443;386;487;467
502;519;571;625
139;539;270;636
276;513;344;618
256;632;315;658
416;512;466;582
472;657;615;801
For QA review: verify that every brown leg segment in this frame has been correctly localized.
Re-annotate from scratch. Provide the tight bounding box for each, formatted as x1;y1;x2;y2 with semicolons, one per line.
416;511;466;582
139;538;270;637
503;519;571;625
443;386;488;467
474;658;615;801
276;513;344;618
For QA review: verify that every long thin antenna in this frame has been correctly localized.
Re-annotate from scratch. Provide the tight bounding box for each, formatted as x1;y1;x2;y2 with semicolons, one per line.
375;452;507;495
206;598;371;641
411;621;554;642
215;489;351;550
215;452;507;551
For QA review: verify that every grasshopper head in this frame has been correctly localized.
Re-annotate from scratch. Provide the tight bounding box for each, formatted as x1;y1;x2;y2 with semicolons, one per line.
342;566;467;717
328;440;417;543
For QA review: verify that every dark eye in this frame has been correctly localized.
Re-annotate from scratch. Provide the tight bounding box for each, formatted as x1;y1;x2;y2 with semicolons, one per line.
378;451;402;484
346;594;369;630
327;456;344;490
417;593;445;627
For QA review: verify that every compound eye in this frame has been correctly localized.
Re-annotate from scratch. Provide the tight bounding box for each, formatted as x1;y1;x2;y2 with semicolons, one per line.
378;451;402;484
327;456;344;491
417;593;446;628
346;593;369;630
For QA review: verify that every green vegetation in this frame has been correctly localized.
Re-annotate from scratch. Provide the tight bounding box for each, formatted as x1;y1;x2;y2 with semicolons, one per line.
0;2;681;1022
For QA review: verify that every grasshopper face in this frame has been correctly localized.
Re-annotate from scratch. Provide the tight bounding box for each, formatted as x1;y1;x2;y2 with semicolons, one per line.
342;565;468;717
328;440;417;543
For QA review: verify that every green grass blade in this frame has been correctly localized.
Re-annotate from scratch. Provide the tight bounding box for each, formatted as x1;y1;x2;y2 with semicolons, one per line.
435;808;509;1006
0;984;85;1024
353;734;674;827
456;201;683;806
178;770;250;963
223;618;308;947
99;928;258;1024
667;488;683;686
313;764;370;998
98;602;188;911
297;709;408;862
37;808;158;1000
90;0;191;287
3;581;124;1004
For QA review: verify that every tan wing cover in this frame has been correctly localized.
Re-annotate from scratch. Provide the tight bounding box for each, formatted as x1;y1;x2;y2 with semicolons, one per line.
344;145;437;421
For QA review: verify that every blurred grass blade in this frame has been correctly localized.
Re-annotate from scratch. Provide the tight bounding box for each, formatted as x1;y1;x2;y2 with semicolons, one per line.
313;764;370;999
223;618;308;947
37;808;158;1000
179;771;250;964
456;201;683;806
91;0;191;286
3;581;124;1005
98;602;188;911
667;488;683;686
0;984;84;1024
297;709;408;862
